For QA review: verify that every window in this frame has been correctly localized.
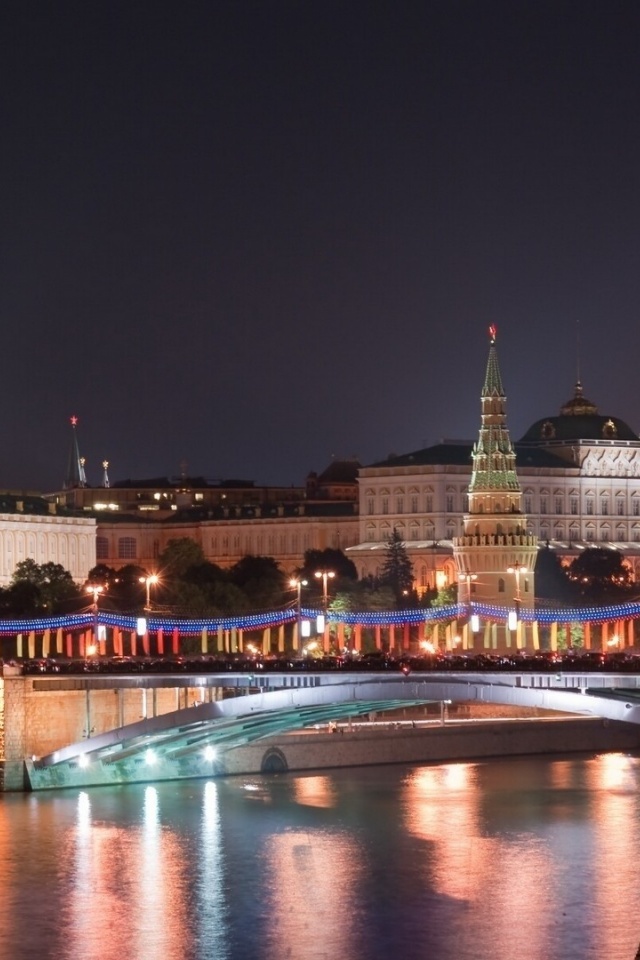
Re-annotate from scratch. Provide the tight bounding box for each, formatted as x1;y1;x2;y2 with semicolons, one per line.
96;537;109;560
411;495;418;513
634;501;640;517
446;495;454;512
118;537;136;559
586;499;593;515
540;497;547;515
382;497;389;515
524;496;532;513
570;498;578;515
425;495;433;512
498;578;505;593
586;528;594;541
367;498;374;515
555;497;562;514
601;499;609;516
617;499;625;516
396;497;404;514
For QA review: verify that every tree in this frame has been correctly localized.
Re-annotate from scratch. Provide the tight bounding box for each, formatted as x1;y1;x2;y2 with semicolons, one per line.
158;538;206;579
567;548;633;602
299;549;358;583
10;560;80;614
228;555;286;609
378;529;414;602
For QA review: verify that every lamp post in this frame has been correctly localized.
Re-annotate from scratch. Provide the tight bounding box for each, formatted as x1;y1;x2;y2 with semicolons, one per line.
85;585;104;656
507;562;527;619
458;572;477;607
314;569;335;654
314;569;335;611
139;574;159;613
289;577;308;649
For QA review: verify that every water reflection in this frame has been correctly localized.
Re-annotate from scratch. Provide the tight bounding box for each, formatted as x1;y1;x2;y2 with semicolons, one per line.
0;756;638;960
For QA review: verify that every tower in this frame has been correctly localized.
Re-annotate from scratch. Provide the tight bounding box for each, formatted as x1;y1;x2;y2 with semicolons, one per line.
453;327;538;639
64;415;87;489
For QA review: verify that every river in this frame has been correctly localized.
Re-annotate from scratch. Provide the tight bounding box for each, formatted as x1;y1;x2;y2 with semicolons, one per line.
0;753;639;960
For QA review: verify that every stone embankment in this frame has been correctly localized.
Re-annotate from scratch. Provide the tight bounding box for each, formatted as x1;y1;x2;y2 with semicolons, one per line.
221;711;640;777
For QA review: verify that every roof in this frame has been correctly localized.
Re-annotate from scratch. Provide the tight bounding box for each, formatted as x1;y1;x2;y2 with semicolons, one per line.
366;442;572;471
316;459;361;483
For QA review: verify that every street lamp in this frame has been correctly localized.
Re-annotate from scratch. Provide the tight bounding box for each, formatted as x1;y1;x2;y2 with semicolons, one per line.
507;562;528;619
139;574;159;613
314;569;335;611
85;585;104;656
458;572;477;606
289;577;308;647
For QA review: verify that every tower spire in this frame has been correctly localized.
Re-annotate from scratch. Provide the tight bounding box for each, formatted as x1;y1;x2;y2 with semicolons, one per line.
64;416;87;489
453;328;538;650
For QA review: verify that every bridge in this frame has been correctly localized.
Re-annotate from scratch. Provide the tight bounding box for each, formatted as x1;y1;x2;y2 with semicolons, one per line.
23;668;640;790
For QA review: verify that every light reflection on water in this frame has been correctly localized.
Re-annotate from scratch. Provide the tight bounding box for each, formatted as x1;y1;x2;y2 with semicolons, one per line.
0;754;639;960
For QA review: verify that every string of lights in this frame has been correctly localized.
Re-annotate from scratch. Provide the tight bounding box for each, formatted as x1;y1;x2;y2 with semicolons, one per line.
0;600;640;636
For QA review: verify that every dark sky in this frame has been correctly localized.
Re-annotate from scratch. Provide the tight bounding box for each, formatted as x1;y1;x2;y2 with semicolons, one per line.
3;1;640;491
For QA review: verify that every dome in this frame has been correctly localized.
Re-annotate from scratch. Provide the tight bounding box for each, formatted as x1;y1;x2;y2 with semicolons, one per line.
519;382;639;443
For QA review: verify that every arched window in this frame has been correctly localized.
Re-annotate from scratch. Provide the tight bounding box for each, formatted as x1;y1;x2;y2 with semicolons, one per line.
498;578;505;593
96;537;109;560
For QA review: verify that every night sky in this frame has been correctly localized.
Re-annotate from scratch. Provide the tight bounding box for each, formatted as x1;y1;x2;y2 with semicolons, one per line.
3;1;640;492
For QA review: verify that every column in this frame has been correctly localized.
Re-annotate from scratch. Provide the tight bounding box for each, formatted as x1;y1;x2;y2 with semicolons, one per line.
172;627;180;655
42;630;50;658
201;628;208;654
628;619;635;648
353;623;362;653
389;624;396;654
157;628;164;656
278;624;285;653
531;620;540;652
131;631;137;657
584;621;591;650
66;633;73;657
375;625;382;651
403;623;410;650
16;633;23;658
550;621;558;652
56;628;63;655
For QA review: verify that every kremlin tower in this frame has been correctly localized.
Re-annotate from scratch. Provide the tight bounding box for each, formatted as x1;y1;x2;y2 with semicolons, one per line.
453;327;538;647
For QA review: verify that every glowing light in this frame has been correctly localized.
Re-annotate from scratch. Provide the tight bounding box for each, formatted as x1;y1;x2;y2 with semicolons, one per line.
145;748;157;765
203;746;216;762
